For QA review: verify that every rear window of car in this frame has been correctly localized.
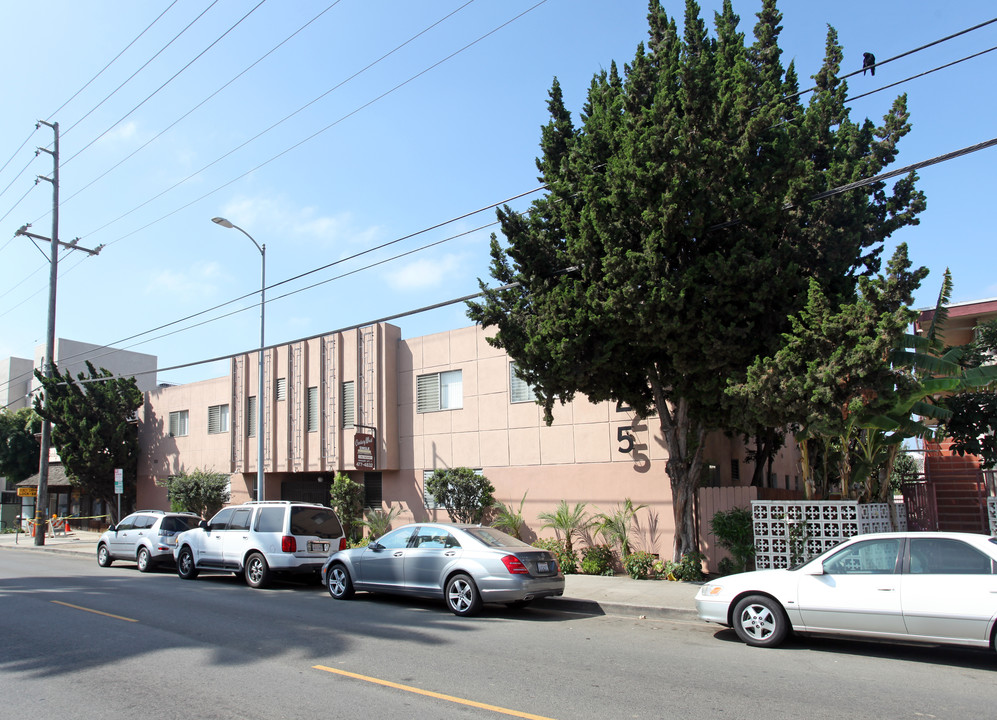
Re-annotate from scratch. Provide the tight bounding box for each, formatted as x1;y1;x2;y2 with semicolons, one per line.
290;506;343;539
465;527;531;548
160;516;199;533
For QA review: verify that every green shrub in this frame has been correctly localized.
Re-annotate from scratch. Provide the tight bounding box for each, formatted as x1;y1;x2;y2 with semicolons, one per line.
425;467;495;524
658;552;706;581
533;537;578;575
717;557;738;576
581;544;615;576
709;506;755;574
623;550;656;579
329;473;365;542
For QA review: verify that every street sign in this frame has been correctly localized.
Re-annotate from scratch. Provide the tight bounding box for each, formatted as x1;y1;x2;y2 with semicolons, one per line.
114;468;123;494
17;487;37;497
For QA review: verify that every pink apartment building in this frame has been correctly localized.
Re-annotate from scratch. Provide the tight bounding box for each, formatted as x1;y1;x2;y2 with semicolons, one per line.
137;322;801;555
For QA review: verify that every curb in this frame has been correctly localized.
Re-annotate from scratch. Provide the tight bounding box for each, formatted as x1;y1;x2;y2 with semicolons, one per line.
541;596;698;621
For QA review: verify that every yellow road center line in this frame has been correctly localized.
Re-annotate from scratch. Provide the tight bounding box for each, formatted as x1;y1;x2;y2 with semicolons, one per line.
313;665;557;720
51;600;138;623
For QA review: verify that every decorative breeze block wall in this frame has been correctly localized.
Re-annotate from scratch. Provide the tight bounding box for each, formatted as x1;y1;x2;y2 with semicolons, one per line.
988;498;996;536
752;500;908;570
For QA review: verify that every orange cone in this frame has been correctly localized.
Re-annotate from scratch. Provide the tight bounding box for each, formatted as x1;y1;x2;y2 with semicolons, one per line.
65;520;71;532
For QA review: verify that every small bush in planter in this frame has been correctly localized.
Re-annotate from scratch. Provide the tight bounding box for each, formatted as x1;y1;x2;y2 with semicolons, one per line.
533;537;578;574
581;544;615;576
624;550;657;579
658;552;706;581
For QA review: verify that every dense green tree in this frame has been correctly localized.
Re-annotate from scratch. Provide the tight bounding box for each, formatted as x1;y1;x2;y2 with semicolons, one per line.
33;361;143;523
425;467;495;524
157;468;230;518
467;0;924;558
0;407;41;485
328;472;365;541
943;319;997;469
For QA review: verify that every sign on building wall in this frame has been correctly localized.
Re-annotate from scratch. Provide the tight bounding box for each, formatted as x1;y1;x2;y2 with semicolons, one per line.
354;432;375;470
17;487;37;497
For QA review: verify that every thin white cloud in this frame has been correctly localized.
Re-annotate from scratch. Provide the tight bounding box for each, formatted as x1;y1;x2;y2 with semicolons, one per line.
216;195;380;248
385;254;463;291
145;261;227;300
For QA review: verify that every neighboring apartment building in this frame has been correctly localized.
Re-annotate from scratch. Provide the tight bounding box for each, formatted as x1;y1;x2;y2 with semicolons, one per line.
2;339;158;530
137;322;799;556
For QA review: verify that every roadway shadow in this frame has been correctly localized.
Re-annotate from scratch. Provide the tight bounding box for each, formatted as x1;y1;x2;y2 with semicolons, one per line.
709;628;997;671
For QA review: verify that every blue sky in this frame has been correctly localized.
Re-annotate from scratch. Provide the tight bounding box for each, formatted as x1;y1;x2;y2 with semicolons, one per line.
1;1;994;386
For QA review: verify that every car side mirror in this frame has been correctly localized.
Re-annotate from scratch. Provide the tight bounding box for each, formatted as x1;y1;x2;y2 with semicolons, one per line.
199;520;209;531
108;524;117;533
368;541;382;551
804;560;825;576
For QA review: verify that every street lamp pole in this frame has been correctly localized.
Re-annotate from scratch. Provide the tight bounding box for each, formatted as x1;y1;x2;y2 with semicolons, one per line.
212;217;265;502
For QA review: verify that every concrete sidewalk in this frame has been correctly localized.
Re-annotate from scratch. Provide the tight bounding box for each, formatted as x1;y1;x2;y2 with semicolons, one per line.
0;528;702;621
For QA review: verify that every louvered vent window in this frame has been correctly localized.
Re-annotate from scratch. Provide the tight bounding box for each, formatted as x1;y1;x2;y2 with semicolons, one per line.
416;370;462;413
307;386;318;432
168;410;189;437
247;396;257;437
208;404;229;434
342;381;355;428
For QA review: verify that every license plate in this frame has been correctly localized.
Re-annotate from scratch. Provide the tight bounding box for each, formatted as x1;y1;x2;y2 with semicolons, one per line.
537;561;550;573
308;541;329;553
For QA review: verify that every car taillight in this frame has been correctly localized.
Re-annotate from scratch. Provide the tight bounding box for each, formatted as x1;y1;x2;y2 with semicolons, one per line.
338;537;347;551
501;555;530;574
281;536;296;553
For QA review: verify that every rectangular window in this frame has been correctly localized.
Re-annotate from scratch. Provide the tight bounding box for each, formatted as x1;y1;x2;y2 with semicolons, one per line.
307;386;319;432
730;459;740;483
342;381;355;429
509;362;534;404
416;370;462;413
276;377;287;401
247;396;257;438
208;404;229;434
364;472;382;509
168;410;189;437
423;470;440;509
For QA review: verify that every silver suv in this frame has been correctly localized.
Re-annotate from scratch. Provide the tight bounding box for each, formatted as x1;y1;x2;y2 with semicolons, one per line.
173;501;346;588
97;510;201;572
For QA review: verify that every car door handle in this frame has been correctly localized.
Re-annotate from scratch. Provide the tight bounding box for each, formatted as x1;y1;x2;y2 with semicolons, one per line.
877;588;896;592
393;551;404;557
445;551;457;556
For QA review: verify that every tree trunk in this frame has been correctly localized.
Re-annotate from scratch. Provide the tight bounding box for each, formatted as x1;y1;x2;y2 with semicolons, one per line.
651;379;706;562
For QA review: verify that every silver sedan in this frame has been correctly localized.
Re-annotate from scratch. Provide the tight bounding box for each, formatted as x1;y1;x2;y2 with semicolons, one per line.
321;523;565;616
696;531;997;651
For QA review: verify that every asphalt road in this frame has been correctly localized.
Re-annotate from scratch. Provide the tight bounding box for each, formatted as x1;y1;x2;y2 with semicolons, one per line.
2;550;996;720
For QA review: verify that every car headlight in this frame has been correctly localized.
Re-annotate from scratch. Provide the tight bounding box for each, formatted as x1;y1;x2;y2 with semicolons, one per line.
699;583;724;598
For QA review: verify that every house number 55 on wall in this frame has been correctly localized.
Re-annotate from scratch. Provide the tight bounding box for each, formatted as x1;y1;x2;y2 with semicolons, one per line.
616;402;651;473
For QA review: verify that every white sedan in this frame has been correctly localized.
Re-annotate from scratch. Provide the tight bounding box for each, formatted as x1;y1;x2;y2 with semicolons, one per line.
696;531;997;651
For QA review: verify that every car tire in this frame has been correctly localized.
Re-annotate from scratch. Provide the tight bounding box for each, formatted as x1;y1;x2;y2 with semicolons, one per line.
732;594;789;648
97;543;113;568
244;552;271;589
326;563;355;600
136;547;152;573
177;546;199;580
445;573;482;617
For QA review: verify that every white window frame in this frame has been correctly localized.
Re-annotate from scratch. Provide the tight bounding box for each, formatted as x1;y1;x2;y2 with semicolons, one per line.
208;404;229;434
509;362;535;404
168;409;189;437
416;370;462;413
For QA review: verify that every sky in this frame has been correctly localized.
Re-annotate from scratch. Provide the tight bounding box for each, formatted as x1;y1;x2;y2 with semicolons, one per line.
0;0;994;389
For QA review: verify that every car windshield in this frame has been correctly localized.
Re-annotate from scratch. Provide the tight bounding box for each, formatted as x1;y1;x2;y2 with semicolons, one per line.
465;527;532;548
290;506;343;539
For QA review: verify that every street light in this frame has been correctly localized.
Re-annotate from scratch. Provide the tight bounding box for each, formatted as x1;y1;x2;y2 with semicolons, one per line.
212;217;266;502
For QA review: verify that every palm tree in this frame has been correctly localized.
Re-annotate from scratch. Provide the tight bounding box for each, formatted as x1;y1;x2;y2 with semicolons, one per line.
594;498;647;559
491;492;528;539
537;501;593;557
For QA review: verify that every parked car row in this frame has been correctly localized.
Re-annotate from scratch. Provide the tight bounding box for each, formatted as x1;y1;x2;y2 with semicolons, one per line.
97;501;565;616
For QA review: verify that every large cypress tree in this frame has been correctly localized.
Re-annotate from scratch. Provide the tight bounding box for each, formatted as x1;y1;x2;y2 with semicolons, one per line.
467;0;924;559
34;361;143;523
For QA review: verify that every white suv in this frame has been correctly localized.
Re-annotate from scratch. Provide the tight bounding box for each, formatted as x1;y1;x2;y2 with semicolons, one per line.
173;501;346;588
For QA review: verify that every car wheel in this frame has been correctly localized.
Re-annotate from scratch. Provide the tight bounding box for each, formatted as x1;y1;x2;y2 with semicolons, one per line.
97;543;113;568
732;594;789;648
326;564;355;600
177;547;199;580
244;552;271;589
445;573;482;617
136;547;152;573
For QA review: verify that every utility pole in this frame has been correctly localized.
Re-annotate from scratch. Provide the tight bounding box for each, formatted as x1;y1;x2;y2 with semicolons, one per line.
18;120;102;545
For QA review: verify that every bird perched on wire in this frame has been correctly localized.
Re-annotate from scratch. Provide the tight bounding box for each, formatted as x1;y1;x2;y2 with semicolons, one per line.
863;52;876;76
